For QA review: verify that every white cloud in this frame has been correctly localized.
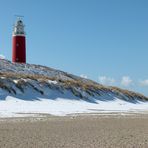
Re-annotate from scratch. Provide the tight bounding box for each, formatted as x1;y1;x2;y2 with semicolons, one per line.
121;76;132;87
98;76;115;85
0;54;5;59
139;79;148;86
80;74;88;79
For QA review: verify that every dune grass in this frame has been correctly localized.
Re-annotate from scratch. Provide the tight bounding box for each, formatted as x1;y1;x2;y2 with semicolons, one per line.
0;72;147;101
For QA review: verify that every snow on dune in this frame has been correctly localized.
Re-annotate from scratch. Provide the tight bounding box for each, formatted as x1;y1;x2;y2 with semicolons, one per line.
0;59;147;118
0;95;148;118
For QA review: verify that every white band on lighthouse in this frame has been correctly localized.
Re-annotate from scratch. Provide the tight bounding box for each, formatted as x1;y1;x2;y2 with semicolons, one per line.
13;18;25;36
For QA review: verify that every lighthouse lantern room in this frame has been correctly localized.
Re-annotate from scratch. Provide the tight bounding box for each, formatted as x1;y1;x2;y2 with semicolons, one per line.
12;18;26;63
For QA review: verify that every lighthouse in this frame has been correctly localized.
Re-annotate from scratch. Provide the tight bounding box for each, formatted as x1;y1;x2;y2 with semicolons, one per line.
12;18;26;63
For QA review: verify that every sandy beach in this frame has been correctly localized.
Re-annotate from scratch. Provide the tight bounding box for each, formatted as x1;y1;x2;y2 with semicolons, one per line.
0;114;148;148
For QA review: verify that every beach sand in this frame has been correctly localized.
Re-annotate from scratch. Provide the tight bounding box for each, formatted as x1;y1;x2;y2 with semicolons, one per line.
0;114;148;148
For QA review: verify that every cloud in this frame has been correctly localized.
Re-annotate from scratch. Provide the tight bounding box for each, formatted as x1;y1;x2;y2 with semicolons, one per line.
139;79;148;86
0;54;5;59
98;76;115;85
80;74;88;79
121;76;132;87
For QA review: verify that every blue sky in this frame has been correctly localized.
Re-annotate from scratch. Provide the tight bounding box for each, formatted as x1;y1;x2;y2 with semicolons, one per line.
0;0;148;96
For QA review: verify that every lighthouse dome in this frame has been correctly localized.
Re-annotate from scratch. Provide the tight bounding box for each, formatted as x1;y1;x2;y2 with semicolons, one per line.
13;18;25;36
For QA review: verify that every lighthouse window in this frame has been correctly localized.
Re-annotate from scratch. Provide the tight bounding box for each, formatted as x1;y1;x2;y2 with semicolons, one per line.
17;43;19;47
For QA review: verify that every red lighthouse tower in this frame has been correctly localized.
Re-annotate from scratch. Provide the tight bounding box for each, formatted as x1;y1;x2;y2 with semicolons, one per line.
12;18;26;63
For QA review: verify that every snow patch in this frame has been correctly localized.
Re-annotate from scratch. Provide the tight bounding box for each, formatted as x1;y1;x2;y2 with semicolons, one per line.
0;95;148;118
48;80;58;85
13;80;19;84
